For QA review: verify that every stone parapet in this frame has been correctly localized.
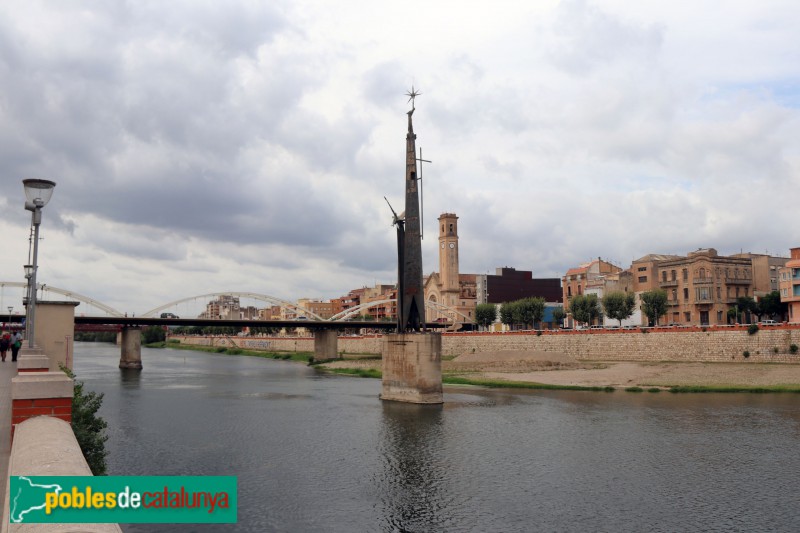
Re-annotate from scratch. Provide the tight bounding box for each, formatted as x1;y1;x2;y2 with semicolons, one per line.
2;417;121;533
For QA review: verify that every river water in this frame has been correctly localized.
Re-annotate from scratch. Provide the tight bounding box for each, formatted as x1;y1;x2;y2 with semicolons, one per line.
72;342;800;532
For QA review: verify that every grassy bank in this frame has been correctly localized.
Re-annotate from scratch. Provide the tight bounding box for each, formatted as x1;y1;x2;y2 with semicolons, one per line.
666;385;800;393
146;341;313;363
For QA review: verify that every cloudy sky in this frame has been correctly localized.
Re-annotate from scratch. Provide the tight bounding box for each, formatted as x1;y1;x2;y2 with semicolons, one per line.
1;0;798;315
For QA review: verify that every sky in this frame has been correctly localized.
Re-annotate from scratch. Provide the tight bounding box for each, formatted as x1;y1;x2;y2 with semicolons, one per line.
1;0;799;315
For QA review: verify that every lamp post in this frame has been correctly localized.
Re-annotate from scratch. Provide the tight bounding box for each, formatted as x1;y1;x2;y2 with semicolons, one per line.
23;178;56;349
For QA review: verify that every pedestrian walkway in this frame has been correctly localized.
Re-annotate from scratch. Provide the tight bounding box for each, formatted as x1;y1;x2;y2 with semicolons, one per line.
0;359;16;518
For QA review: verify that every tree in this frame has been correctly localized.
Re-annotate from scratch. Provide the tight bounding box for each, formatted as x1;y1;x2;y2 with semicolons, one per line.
551;307;566;328
640;289;668;326
757;291;786;321
499;301;516;329
602;291;637;326
475;303;497;330
141;325;166;344
569;294;600;326
736;296;757;323
62;366;108;475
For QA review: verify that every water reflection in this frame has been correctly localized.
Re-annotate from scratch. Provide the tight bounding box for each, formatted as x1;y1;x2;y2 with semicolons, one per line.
376;402;446;531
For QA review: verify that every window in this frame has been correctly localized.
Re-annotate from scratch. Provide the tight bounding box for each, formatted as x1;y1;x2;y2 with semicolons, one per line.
684;312;691;322
638;266;647;272
568;287;572;297
696;287;711;300
671;270;677;281
699;267;706;278
662;271;667;282
638;276;647;283
683;269;688;280
716;286;721;299
735;287;740;297
683;288;689;300
783;288;789;297
672;289;677;301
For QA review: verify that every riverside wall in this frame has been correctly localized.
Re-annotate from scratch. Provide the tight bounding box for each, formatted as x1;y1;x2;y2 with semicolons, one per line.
170;326;800;364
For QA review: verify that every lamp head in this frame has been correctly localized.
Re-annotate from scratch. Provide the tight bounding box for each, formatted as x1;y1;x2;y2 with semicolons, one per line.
23;264;34;278
22;179;56;208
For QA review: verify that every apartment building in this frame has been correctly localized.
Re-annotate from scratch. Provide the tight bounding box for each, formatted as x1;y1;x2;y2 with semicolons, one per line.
656;248;753;325
562;258;622;305
778;247;800;322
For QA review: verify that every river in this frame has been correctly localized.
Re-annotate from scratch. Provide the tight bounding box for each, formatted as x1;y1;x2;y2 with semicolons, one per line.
72;342;800;532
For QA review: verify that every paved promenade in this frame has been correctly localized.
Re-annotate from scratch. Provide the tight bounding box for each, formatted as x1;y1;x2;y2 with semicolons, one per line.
0;359;15;519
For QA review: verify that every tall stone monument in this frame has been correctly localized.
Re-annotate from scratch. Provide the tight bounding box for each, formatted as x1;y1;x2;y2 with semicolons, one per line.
381;87;443;404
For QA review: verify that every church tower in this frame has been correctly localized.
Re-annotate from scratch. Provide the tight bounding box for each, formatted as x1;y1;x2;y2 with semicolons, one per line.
438;213;460;307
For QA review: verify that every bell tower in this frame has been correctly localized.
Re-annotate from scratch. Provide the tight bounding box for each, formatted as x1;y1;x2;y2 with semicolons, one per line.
438;213;460;305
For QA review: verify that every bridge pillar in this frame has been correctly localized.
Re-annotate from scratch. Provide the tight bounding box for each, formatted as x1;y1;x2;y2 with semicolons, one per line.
313;329;339;362
380;333;443;404
119;327;142;370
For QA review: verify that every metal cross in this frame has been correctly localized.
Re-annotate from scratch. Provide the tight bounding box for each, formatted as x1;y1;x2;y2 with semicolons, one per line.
406;85;421;110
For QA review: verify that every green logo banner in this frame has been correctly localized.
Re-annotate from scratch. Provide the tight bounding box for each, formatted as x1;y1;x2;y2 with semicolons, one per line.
9;476;237;524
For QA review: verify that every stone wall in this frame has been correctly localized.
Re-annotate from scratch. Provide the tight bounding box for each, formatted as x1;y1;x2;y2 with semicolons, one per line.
169;326;800;363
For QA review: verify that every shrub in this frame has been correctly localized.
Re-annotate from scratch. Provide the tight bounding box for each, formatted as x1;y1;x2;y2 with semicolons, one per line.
625;386;643;393
743;350;750;358
215;347;226;353
61;366;108;475
647;388;661;393
791;344;799;354
747;324;759;335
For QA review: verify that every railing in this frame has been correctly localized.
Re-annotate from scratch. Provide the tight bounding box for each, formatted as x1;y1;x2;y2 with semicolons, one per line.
724;277;751;285
659;279;678;287
693;277;714;285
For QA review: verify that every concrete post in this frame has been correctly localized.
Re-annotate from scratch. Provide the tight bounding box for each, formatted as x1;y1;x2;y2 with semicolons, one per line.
381;333;443;404
313;329;339;362
119;326;142;370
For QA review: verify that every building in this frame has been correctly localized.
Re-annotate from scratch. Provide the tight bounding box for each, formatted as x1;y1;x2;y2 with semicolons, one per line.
731;252;788;296
476;267;562;305
779;247;800;322
562;258;623;307
199;295;240;319
656;248;754;326
423;213;477;325
629;254;682;293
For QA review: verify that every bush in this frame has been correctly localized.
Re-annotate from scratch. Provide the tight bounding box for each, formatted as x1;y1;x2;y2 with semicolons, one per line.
748;324;759;335
791;344;799;354
61;366;108;475
743;350;750;358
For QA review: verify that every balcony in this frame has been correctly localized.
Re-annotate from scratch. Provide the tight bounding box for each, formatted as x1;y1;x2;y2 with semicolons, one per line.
724;277;751;285
694;295;713;304
659;279;678;288
667;299;680;307
693;277;714;285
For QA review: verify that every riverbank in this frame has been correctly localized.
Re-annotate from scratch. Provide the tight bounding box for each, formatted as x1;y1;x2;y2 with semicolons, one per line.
152;342;800;392
319;350;800;392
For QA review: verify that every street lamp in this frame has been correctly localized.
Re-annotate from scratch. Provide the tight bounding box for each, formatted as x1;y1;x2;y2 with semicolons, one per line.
23;178;56;349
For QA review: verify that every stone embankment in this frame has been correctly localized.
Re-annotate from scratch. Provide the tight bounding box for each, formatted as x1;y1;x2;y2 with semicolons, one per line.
172;325;800;363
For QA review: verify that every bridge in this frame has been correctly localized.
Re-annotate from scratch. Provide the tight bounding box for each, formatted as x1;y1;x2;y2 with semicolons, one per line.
0;285;459;369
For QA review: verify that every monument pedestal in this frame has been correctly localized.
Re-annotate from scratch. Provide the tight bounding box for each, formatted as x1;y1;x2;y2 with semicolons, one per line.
380;333;443;404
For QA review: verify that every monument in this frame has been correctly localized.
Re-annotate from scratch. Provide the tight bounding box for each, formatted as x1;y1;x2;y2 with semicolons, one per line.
381;87;444;404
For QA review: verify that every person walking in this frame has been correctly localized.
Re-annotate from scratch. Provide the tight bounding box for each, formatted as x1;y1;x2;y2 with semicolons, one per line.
11;331;22;362
0;333;9;362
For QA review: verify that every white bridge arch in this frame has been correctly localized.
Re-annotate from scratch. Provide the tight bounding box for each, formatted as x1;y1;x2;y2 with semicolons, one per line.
330;298;472;324
0;281;125;317
141;292;327;320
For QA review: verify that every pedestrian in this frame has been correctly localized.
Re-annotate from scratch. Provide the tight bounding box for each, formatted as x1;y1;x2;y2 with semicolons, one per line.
0;333;9;362
11;331;22;362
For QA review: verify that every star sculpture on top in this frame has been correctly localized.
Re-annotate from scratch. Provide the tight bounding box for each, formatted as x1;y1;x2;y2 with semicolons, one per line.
406;85;421;111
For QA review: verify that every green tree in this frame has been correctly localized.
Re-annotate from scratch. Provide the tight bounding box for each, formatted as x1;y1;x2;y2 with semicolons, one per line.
62;366;108;475
736;296;757;323
499;301;516;329
551;307;566;328
475;303;497;330
757;291;786;320
569;294;600;326
250;326;279;335
640;289;668;326
518;297;545;329
602;291;637;326
141;325;166;344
